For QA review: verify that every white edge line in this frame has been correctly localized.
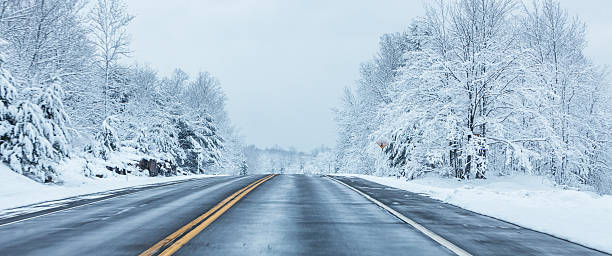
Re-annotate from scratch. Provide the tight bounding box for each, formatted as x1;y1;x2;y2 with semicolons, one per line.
0;176;249;228
328;176;472;256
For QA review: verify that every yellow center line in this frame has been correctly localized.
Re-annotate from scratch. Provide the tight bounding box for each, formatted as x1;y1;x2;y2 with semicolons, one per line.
139;174;275;256
158;174;276;256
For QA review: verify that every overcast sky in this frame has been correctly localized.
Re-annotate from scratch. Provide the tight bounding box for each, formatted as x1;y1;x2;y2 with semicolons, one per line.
126;0;611;152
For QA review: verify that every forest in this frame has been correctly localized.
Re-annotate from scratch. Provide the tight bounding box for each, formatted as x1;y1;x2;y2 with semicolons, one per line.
334;0;612;193
0;0;246;182
0;0;611;196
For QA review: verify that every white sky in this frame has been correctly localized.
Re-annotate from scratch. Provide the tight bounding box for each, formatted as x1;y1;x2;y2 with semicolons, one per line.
126;0;611;152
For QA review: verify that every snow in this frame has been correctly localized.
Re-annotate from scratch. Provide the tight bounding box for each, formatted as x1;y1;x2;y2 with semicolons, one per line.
0;162;220;212
336;173;612;253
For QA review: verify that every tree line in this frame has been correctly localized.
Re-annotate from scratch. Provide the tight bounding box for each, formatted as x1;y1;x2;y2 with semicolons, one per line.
0;0;244;182
335;0;612;193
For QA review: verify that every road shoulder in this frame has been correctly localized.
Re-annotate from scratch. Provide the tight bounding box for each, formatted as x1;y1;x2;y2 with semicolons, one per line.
0;175;228;226
330;175;610;256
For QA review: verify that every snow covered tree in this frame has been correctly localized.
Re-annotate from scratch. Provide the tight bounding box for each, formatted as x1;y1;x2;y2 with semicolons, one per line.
239;160;248;175
176;115;223;173
184;72;227;123
37;77;70;155
92;116;120;160
0;0;242;181
0;0;92;83
334;0;611;192
2;101;56;182
519;0;610;186
89;0;133;116
0;45;17;152
425;0;521;179
334;88;377;174
217;127;246;174
107;65;236;175
147;121;181;159
0;72;70;182
0;0;108;160
369;0;550;180
335;30;419;175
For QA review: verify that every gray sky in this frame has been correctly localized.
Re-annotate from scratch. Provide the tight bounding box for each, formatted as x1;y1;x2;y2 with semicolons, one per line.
126;0;611;152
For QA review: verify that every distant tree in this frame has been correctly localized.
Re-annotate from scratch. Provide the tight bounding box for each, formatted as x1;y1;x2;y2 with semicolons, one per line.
239;160;248;175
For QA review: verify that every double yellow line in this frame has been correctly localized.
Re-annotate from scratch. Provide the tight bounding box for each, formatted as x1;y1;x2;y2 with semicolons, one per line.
140;174;276;256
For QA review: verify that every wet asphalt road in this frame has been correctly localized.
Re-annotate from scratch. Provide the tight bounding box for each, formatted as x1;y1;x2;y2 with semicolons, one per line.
0;174;607;256
174;174;450;255
0;175;265;255
332;176;609;256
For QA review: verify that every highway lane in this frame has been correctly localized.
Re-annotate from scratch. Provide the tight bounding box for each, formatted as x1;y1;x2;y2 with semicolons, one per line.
0;175;266;255
0;174;607;256
171;174;452;255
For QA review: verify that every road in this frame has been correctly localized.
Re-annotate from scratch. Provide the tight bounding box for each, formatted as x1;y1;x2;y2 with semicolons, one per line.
0;174;607;256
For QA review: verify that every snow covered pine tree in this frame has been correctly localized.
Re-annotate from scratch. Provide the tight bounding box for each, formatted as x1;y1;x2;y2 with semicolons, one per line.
0;60;70;182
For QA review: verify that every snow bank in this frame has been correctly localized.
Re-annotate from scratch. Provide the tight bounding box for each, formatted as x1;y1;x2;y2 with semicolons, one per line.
0;162;219;211
337;174;612;253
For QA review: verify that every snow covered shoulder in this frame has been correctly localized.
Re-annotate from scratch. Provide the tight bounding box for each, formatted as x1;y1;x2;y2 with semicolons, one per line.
337;174;612;254
0;162;219;212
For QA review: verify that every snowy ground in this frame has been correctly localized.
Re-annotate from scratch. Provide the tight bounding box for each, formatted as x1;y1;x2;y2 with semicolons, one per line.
334;173;612;254
0;162;219;212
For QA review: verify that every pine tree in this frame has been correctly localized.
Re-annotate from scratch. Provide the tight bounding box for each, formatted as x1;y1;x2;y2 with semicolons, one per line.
239;160;248;175
36;77;70;158
93;116;120;160
0;50;17;160
0;34;73;182
0;76;70;182
0;50;16;142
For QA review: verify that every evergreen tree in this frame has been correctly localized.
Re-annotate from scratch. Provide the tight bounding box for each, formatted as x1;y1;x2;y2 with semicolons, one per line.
93;116;120;160
0;50;16;142
37;77;70;158
0;71;70;182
